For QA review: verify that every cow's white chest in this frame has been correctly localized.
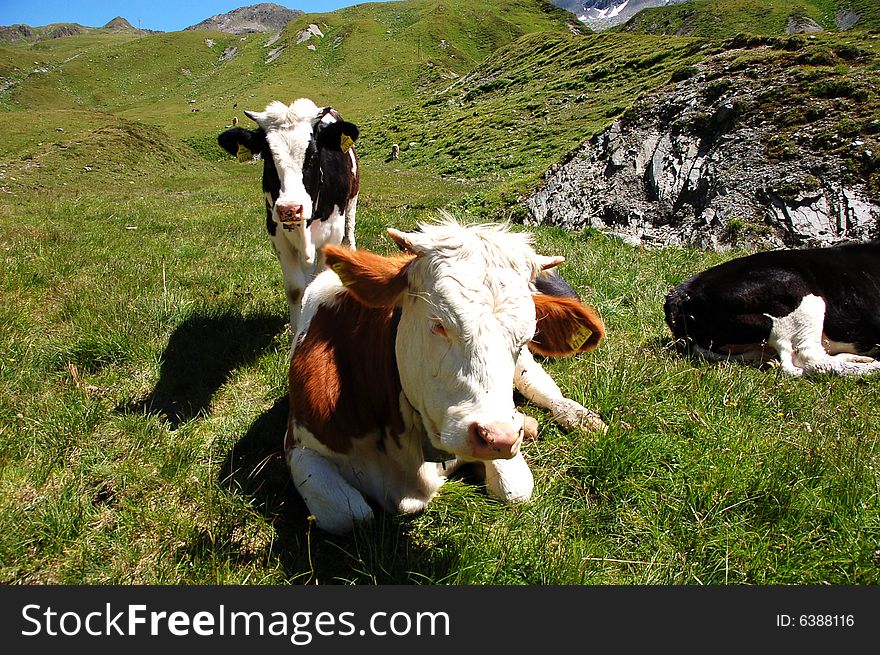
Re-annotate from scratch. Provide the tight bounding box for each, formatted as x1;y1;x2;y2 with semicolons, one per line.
288;392;452;519
273;210;345;266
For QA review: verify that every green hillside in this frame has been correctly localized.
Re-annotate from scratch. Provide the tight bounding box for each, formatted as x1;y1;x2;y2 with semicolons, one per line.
360;31;706;210
619;0;880;37
1;0;576;129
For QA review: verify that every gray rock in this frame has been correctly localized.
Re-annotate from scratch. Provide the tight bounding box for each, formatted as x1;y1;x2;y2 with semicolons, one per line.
835;10;861;31
296;23;324;44
526;48;880;252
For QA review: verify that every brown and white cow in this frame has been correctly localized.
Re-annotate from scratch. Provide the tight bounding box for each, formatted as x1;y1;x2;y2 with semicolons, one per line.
285;219;605;534
218;98;360;329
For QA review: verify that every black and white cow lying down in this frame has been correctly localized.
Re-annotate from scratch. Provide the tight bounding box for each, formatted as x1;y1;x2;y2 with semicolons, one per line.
664;241;880;377
218;98;360;329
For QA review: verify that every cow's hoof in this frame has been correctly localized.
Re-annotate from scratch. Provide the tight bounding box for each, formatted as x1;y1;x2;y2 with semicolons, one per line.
550;398;607;434
484;456;534;504
521;414;539;440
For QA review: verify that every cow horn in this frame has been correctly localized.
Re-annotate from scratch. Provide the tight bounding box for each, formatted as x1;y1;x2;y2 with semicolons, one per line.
387;228;420;254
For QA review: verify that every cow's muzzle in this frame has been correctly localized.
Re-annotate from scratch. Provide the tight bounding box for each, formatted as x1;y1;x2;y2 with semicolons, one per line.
276;203;305;225
468;421;524;460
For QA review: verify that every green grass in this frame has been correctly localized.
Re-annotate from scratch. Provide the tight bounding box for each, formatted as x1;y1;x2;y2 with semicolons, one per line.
1;0;879;585
2;157;878;584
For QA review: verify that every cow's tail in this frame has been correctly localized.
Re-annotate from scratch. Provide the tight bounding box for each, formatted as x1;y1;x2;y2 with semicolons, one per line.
663;284;692;352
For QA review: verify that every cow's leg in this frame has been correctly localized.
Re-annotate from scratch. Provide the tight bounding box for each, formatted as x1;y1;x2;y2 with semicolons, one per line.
300;222;317;265
271;237;310;331
342;195;358;250
767;294;823;376
483;453;534;504
515;347;606;433
769;294;880;377
394;461;454;515
287;445;374;535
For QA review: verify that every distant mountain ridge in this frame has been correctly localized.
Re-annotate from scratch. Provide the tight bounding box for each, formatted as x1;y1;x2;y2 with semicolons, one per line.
184;3;304;34
0;3;300;43
0;16;155;43
103;17;140;33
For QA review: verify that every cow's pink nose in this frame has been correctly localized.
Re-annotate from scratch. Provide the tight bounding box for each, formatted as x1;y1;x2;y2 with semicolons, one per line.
468;421;523;460
276;203;304;222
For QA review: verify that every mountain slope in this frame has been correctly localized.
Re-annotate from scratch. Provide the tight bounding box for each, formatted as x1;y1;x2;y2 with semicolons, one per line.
618;0;880;37
359;30;705;204
2;0;877;238
184;3;304;34
102;17;143;33
0;0;580;140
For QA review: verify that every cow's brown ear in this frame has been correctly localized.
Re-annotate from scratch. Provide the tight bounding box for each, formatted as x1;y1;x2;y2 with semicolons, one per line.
530;294;605;357
323;244;413;307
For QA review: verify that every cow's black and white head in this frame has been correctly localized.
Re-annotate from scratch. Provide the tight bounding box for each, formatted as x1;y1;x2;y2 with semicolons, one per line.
218;98;360;237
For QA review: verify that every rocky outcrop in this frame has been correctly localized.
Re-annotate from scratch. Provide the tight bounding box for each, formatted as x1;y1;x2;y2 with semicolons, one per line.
296;23;323;44
835;10;861;31
185;3;303;34
526;44;880;251
786;15;824;34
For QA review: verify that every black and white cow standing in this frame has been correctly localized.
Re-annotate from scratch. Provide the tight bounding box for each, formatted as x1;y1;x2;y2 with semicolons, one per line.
664;241;880;376
218;98;360;329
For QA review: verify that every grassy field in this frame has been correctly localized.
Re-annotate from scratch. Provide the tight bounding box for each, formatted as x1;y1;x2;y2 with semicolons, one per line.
1;0;879;585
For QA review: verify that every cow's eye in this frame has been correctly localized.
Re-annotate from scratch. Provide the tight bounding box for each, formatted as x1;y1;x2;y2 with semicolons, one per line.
430;320;448;338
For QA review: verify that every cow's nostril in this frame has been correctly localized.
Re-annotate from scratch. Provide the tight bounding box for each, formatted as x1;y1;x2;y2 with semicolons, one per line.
277;204;305;223
469;422;490;447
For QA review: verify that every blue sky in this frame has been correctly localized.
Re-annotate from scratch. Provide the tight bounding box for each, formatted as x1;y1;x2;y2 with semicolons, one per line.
0;1;367;33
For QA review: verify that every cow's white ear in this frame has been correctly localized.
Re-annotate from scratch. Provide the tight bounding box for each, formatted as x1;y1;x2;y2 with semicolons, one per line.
387;228;422;254
244;110;263;125
537;255;565;271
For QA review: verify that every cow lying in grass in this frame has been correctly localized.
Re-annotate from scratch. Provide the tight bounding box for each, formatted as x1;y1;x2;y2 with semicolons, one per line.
218;98;360;329
285;219;605;533
664;241;880;376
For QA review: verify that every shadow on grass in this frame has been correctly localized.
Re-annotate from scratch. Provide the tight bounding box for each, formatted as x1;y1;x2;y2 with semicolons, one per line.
219;396;463;584
117;310;287;429
649;333;779;372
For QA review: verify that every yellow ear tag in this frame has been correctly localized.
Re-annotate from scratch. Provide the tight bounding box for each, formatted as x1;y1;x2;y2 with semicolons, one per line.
567;325;593;351
339;134;354;153
331;262;354;287
236;144;253;162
